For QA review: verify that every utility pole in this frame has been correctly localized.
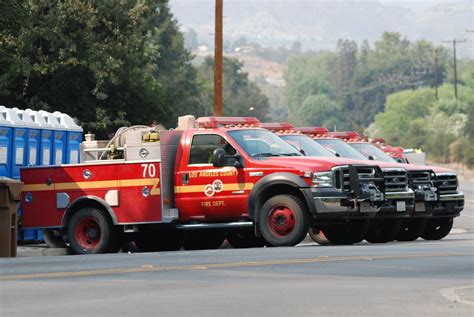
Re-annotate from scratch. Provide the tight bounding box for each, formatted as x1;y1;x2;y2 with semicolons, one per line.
434;47;439;100
214;0;223;116
442;39;467;99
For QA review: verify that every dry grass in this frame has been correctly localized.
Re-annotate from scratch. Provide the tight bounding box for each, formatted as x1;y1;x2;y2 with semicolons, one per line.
427;161;474;181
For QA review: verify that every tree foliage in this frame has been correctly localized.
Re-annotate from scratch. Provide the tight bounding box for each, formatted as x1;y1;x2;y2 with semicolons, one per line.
284;32;449;130
0;0;201;136
373;83;473;166
196;56;270;121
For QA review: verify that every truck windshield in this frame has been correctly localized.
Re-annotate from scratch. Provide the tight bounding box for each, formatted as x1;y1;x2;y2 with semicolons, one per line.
349;143;397;162
315;138;368;160
228;129;302;158
280;135;335;157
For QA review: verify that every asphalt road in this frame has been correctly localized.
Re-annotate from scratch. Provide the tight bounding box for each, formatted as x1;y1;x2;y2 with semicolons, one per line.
0;180;472;317
457;179;474;232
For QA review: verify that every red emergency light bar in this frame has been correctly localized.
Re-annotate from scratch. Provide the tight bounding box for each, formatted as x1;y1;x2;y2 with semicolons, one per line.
295;127;329;135
260;122;295;131
372;137;386;144
196;117;261;128
327;131;360;140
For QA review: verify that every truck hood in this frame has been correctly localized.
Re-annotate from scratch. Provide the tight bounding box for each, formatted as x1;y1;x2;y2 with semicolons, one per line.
260;156;456;175
260;156;374;172
367;160;455;174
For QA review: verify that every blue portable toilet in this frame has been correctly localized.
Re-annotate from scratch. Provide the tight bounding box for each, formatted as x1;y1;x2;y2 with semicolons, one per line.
39;110;66;165
54;111;83;164
16;108;41;167
1;108;28;179
26;109;54;166
0;106;13;178
0;107;38;242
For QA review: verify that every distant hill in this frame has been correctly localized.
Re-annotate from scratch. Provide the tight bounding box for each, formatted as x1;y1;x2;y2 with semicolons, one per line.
170;0;473;57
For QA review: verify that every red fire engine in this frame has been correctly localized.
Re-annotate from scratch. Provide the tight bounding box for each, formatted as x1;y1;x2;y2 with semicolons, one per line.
21;116;396;254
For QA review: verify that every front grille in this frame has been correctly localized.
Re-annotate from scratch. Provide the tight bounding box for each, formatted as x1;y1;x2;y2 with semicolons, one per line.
408;170;433;189
433;173;458;194
383;169;407;192
333;165;382;193
408;171;431;184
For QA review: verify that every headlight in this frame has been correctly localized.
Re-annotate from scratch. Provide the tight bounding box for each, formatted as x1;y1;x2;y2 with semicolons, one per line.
312;171;333;187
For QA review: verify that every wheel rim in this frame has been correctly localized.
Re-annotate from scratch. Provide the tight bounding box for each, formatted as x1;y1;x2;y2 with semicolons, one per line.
75;216;101;251
268;205;296;237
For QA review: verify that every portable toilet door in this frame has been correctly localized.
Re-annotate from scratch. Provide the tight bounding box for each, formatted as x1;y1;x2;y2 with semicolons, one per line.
16;108;41;167
1;108;28;179
0;106;13;177
40;111;66;165
54;111;83;164
26;109;54;166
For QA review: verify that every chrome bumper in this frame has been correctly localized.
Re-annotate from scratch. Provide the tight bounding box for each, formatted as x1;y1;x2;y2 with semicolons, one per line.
439;192;464;202
385;189;415;200
313;196;379;214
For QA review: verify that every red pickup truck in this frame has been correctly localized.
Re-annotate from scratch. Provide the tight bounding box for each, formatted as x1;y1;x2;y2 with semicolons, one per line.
266;125;463;243
21;117;394;254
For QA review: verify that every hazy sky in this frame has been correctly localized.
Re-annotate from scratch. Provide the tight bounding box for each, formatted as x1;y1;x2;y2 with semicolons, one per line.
169;0;473;56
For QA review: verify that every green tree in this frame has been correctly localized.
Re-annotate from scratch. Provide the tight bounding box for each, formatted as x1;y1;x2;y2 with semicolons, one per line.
373;83;473;164
291;94;342;129
333;39;358;126
284;52;336;126
196;56;270;120
373;87;435;145
183;28;199;51
0;0;201;136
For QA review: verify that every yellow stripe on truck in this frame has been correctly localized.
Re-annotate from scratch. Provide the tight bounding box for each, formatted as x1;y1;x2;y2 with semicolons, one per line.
22;178;161;195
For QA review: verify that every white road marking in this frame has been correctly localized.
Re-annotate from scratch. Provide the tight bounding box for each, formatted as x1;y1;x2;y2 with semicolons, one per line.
450;228;467;234
440;285;474;306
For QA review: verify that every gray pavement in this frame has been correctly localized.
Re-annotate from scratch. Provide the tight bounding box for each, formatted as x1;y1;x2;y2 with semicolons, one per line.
458;180;474;232
1;234;473;316
1;180;472;316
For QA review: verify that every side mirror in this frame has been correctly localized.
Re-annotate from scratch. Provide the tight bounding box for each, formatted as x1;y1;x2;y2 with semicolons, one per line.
395;158;404;163
212;148;227;167
368;155;375;160
212;148;243;168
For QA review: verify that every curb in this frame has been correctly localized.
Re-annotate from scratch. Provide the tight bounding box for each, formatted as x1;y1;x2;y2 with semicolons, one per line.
17;247;71;257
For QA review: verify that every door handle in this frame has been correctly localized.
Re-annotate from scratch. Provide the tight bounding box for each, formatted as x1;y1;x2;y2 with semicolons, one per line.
182;173;189;185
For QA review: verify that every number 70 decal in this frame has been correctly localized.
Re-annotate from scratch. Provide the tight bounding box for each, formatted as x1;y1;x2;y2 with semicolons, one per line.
141;163;157;178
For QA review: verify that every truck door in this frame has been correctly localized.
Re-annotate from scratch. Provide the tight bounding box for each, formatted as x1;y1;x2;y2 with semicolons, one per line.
175;133;250;221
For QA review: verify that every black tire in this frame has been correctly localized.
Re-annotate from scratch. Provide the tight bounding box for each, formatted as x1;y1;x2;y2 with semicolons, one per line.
308;228;331;245
135;229;184;252
227;228;266;248
183;230;226;250
67;207;123;254
258;195;310;247
42;229;67;248
421;218;454;240
323;220;371;245
366;219;403;243
396;218;427;241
